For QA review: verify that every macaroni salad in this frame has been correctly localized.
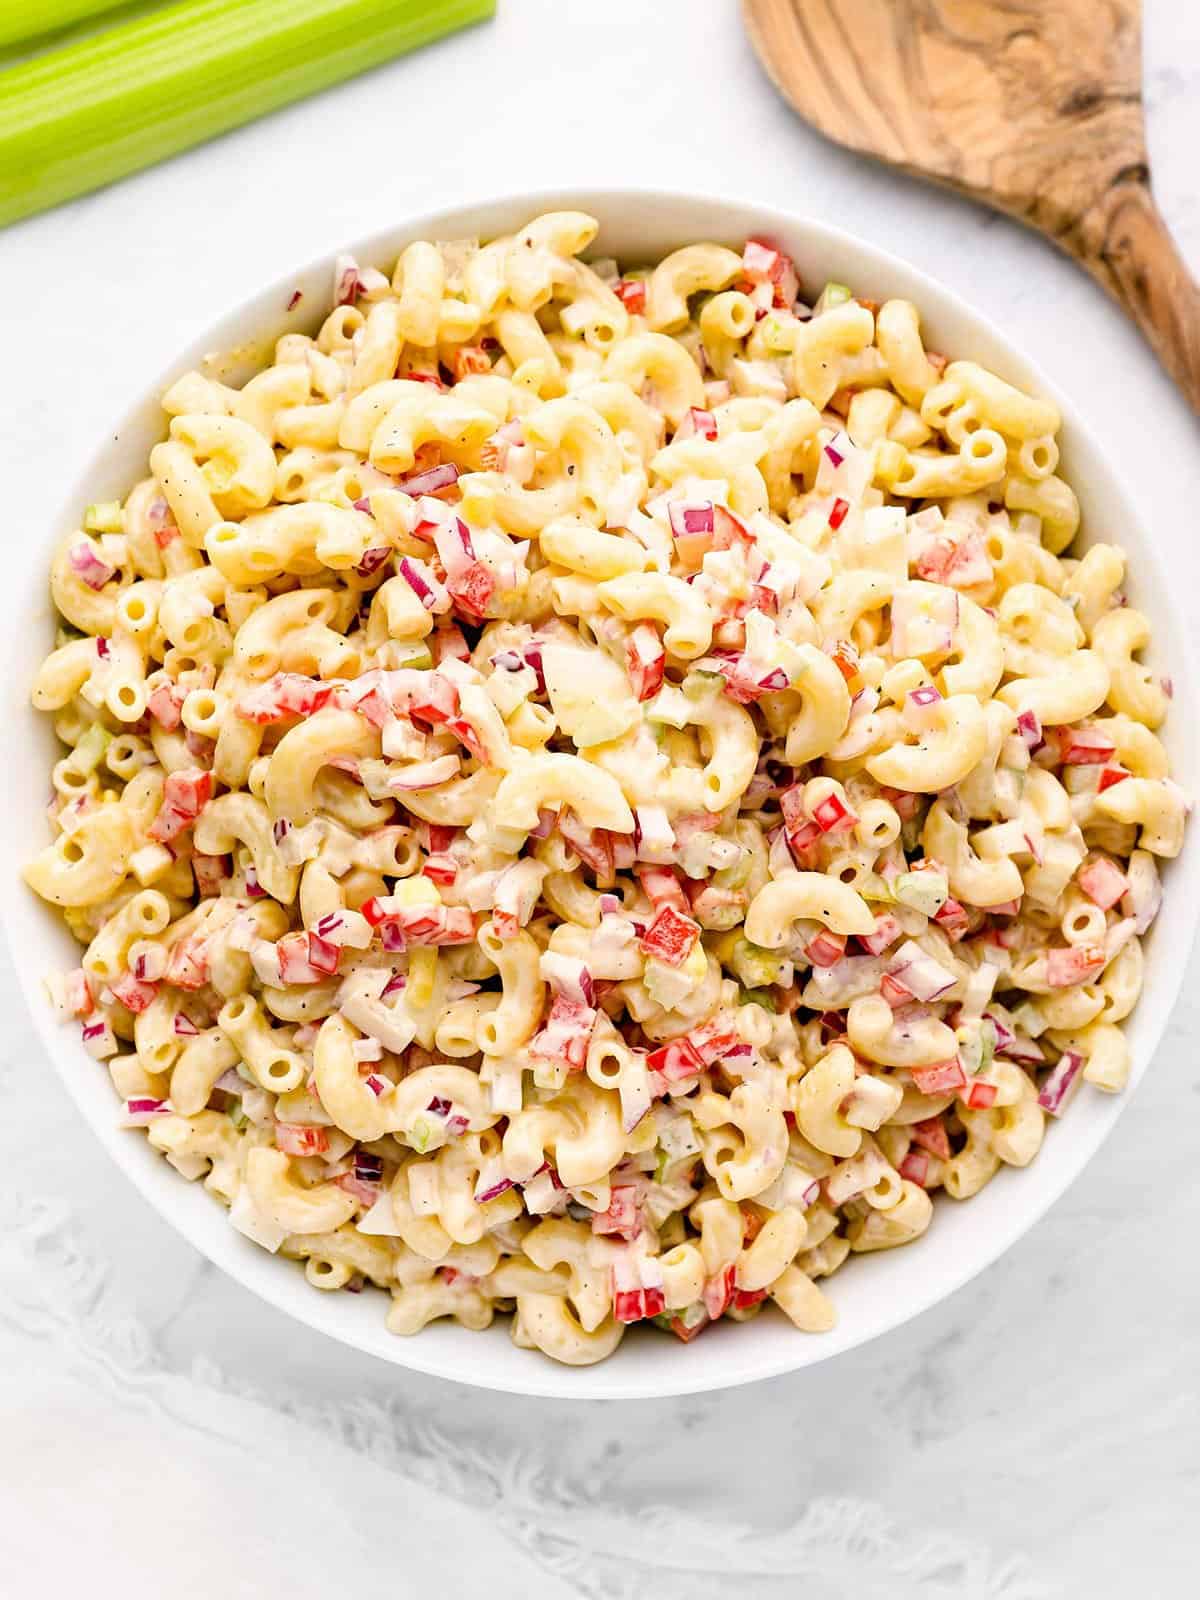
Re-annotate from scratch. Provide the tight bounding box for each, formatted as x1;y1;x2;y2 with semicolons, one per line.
26;213;1186;1366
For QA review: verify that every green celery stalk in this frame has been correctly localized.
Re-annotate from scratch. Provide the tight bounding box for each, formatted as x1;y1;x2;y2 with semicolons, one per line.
0;0;496;228
0;1;131;52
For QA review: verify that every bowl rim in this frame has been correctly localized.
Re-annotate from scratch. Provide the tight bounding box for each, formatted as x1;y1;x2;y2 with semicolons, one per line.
5;184;1197;1400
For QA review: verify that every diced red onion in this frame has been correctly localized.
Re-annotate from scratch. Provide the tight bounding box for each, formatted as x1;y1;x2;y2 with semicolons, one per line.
1038;1050;1085;1116
355;546;392;577
668;500;715;539
398;557;438;608
69;541;115;591
887;941;957;1002
540;950;595;1006
399;462;460;497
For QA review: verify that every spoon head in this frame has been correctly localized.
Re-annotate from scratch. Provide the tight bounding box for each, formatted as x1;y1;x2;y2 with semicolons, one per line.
742;0;1146;232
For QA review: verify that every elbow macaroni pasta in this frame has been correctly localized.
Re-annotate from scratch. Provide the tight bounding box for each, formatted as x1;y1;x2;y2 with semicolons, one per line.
24;215;1185;1368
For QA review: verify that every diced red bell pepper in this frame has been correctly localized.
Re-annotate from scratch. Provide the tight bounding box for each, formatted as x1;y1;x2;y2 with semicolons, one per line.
625;623;665;702
646;1035;705;1085
192;852;229;897
431;623;471;664
274;1122;329;1157
636;865;691;915
962;1080;997;1110
880;971;914;1009
666;1313;710;1343
638;904;701;967
410;905;476;946
879;785;921;821
741;238;800;304
910;1115;951;1159
306;932;341;975
1078;856;1129;910
703;1264;736;1321
911;1057;967;1095
448;560;496;622
680;407;718;441
859;913;903;956
164;934;210;991
741;1208;766;1244
407;674;460;728
806;929;846;968
711;504;756;553
558;812;616;879
687;1019;738;1067
109;971;158;1014
731;1286;769;1310
591;1185;642;1242
1053;725;1117;766
444;714;489;763
275;931;330;984
147;682;185;730
64;968;94;1018
933;898;971;940
898;1149;930;1185
148;768;212;843
613;278;646;314
779;784;807;833
828;640;861;690
530;995;597;1070
1046;944;1106;987
449;345;492;380
786;821;823;868
236;673;335;724
812;792;857;834
422;854;458;887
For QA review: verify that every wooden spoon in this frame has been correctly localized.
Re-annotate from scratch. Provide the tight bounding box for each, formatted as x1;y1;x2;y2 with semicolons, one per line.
742;0;1200;410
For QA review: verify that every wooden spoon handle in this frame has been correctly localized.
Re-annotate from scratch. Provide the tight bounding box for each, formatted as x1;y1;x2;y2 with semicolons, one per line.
1074;171;1200;412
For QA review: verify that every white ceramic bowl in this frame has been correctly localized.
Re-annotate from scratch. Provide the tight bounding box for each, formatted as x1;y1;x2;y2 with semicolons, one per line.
5;189;1196;1399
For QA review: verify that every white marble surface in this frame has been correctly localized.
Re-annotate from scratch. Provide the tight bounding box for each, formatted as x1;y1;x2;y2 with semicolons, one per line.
3;2;1200;1594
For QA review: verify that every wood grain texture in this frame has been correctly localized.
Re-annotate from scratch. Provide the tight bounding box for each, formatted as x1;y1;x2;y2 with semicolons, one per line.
742;0;1200;410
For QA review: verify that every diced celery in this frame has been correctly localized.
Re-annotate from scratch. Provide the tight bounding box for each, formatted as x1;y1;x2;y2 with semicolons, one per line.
757;313;796;353
644;944;705;1009
977;1018;996;1073
857;872;894;903
712;849;753;892
406;947;438;1008
815;282;853;312
729;936;789;989
738;987;777;1012
682;669;723;701
71;721;113;775
656;1113;702;1174
0;0;497;229
894;870;948;917
395;641;434;670
408;1117;434;1154
84;500;123;534
958;1018;996;1076
392;875;440;909
228;1099;247;1130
